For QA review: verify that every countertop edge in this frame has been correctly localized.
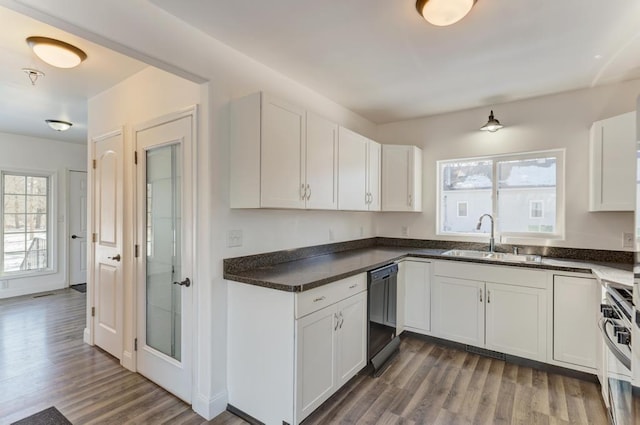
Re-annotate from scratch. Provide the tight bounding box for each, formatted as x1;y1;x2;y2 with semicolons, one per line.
223;250;617;293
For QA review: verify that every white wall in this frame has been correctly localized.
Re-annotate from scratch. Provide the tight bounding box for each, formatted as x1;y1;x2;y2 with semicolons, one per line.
376;79;640;251
0;132;87;298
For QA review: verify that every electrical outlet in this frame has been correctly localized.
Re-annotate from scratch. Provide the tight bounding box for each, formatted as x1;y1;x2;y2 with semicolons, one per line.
622;232;634;248
329;229;334;241
401;226;408;237
227;229;243;247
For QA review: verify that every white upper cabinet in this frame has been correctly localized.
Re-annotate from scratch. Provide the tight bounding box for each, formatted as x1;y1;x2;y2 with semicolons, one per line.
305;112;338;210
382;145;422;212
261;94;306;209
230;92;338;210
337;127;381;211
589;111;636;211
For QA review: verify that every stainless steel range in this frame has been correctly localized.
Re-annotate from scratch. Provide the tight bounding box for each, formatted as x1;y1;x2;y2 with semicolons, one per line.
600;283;634;425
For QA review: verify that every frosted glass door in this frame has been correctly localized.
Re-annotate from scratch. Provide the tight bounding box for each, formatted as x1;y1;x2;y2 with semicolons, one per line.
145;143;182;361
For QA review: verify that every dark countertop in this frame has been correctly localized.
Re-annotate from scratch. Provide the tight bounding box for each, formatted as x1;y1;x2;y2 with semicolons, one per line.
223;246;633;292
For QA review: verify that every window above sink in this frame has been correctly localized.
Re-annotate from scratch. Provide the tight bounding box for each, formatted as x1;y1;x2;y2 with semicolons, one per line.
437;149;565;241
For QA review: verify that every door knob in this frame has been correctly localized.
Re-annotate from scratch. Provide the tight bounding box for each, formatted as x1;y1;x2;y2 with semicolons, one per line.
71;234;83;239
108;254;121;262
173;277;191;287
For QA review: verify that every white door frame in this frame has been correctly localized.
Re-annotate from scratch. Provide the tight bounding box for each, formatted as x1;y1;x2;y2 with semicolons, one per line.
133;105;198;401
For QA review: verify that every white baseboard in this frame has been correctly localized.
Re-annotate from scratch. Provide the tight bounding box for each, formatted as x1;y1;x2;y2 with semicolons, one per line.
192;390;228;421
83;327;93;345
0;280;65;299
121;350;136;372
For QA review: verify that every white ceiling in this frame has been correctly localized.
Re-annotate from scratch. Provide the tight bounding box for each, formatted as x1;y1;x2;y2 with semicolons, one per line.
0;6;146;144
151;0;640;123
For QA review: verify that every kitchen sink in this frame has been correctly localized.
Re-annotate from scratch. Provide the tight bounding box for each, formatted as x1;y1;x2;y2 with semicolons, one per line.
442;249;542;264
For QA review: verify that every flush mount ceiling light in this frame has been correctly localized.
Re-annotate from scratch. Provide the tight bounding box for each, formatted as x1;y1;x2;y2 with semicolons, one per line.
480;110;504;132
26;36;87;68
416;0;477;27
46;119;73;132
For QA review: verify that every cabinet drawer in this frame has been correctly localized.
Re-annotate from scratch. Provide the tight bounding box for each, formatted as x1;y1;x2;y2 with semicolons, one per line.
434;260;546;289
296;274;366;319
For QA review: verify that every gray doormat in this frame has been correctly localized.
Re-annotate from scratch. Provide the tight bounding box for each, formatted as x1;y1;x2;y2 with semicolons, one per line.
11;407;72;425
70;283;86;293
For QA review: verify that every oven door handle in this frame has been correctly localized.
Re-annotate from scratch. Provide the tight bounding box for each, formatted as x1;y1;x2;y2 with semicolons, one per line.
599;318;631;370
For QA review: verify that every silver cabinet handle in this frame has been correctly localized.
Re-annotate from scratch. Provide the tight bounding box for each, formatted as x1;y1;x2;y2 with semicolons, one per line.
408;194;412;206
487;290;491;304
334;313;339;331
300;183;306;200
313;296;326;303
338;312;344;329
306;184;311;200
349;284;357;289
479;288;483;302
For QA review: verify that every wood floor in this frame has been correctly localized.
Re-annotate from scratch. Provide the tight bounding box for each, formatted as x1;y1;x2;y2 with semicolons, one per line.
0;289;609;425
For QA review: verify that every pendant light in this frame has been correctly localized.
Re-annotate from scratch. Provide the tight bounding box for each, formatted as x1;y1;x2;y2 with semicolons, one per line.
480;110;503;132
416;0;477;27
46;119;73;132
27;36;87;69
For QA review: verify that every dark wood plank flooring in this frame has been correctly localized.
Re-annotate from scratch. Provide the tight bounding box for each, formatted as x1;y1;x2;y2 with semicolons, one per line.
0;289;609;425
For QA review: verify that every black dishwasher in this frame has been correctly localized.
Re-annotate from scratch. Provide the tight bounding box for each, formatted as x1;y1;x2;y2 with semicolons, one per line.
368;263;400;376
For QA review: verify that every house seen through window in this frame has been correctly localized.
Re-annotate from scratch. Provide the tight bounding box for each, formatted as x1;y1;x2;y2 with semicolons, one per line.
2;173;50;273
438;150;564;239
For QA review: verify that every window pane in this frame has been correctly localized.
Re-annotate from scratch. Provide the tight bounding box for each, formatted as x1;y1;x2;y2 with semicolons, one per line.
2;174;49;273
4;233;26;252
26;213;47;231
27;177;47;195
4;214;25;233
4;194;26;213
26;195;47;213
440;160;492;233
4;253;23;272
4;175;25;194
497;157;556;233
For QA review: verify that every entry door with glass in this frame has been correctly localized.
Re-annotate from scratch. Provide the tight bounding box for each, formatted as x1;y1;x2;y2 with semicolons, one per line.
136;113;194;402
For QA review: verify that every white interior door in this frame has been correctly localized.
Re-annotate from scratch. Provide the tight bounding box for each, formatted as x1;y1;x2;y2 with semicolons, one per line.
136;113;194;403
69;171;87;285
93;131;124;360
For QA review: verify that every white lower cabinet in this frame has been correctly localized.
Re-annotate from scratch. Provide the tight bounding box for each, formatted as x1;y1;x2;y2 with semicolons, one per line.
553;275;598;369
402;259;431;333
432;261;547;362
485;282;547;361
296;291;367;423
432;275;484;346
227;275;367;425
296;305;337;421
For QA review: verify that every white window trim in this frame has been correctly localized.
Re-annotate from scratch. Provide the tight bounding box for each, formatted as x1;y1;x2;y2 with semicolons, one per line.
0;168;57;278
436;149;565;242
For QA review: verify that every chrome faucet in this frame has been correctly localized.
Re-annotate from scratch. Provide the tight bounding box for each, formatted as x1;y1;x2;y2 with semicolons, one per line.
476;214;495;252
